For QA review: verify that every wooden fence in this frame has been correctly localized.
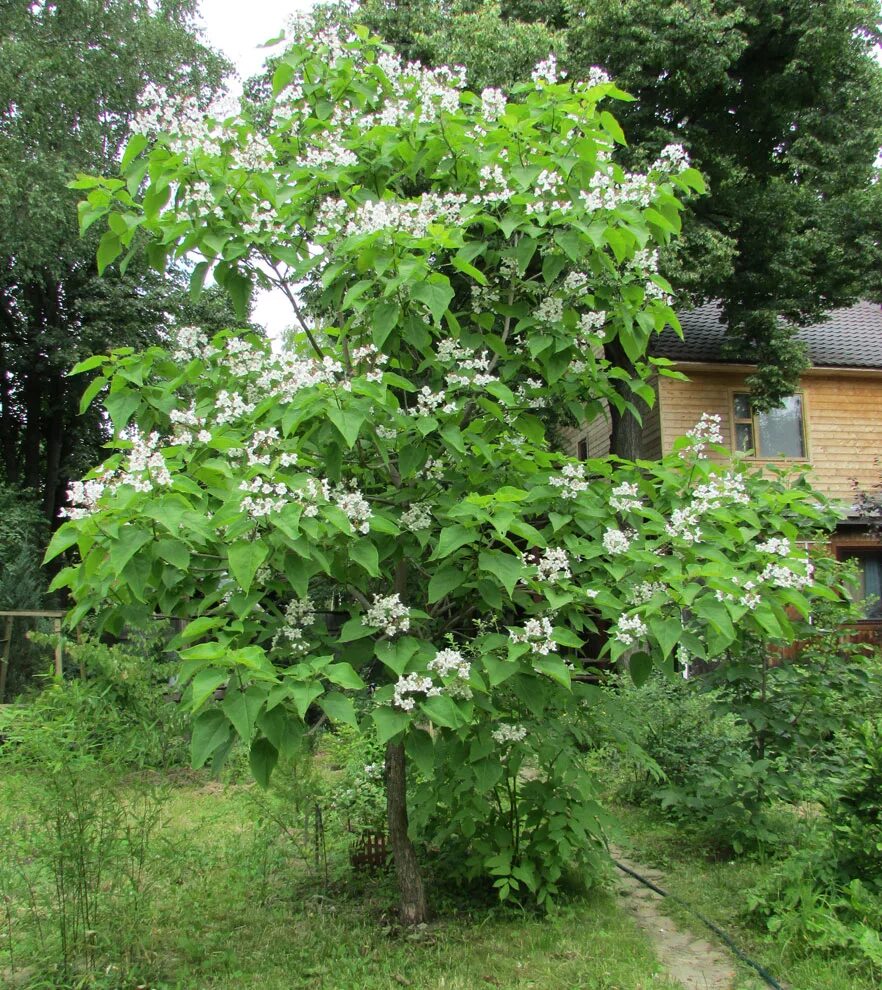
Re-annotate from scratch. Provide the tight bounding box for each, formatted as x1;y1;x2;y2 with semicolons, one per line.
0;610;66;703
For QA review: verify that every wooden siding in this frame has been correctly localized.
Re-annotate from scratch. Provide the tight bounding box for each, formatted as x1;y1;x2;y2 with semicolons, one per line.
557;381;662;460
657;367;882;505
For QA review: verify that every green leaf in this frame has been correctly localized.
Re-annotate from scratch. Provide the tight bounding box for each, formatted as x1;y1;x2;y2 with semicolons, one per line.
600;110;626;145
406;729;434;775
326;662;365;690
371;301;400;348
629;651;653;687
44;525;80;564
421;694;465;729
155;538;190;570
649;616;681;660
350;540;379;576
191;669;229;710
96;230;122;274
375;639;418;676
191;709;232;769
328;406;364;448
290;681;323;719
319;692;358;727
109;526;152;573
428;565;466;603
224;269;251;319
338;616;372;642
533;655;572;688
479;550;523;598
432;525;474;560
249;737;279;788
104;388;141;432
222;686;265;741
228;541;268;594
70;354;108;376
411;279;454;325
373;706;409;744
78;375;108;414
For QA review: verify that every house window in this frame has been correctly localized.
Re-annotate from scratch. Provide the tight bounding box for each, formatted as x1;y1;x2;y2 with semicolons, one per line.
577;437;589;460
732;393;806;459
840;549;882;620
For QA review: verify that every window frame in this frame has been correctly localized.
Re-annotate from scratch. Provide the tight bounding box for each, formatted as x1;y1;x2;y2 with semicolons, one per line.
728;389;810;462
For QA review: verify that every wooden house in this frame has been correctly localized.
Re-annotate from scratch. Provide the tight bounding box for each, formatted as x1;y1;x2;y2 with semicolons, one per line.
560;300;882;641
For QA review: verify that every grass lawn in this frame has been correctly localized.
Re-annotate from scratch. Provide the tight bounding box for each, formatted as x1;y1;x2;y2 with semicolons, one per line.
0;774;684;990
613;803;881;990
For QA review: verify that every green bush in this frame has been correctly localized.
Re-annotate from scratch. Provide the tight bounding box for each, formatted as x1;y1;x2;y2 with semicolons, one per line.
611;672;781;852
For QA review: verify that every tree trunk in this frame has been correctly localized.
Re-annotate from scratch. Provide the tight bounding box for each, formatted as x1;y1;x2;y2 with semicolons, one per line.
608;396;645;460
385;740;427;925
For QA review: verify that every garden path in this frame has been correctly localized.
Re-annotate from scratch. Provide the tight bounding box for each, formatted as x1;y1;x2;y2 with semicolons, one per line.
612;847;737;990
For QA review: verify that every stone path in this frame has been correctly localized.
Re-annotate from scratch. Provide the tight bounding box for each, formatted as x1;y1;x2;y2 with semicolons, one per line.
612;847;738;990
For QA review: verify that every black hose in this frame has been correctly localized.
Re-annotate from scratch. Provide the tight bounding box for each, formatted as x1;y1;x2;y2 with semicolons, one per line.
612;857;786;990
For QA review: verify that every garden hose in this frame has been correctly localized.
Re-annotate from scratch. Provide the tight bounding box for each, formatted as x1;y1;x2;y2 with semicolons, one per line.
612;857;786;990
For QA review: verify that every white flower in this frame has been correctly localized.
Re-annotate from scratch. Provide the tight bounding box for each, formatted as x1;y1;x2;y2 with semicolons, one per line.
400;502;432;532
603;528;634;555
509;617;557;655
491;723;528;746
756;537;791;556
680;412;723;459
480;87;507;121
365;593;410;637
393;673;439;711
534;547;571;583
550;462;589;499
610;482;642;513
615;614;648;646
532;54;562;87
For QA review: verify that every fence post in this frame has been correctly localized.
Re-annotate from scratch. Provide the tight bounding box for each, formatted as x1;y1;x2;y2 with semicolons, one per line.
0;615;13;703
53;617;63;679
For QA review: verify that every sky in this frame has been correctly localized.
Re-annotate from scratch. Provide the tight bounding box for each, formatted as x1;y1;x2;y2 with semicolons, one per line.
196;0;318;337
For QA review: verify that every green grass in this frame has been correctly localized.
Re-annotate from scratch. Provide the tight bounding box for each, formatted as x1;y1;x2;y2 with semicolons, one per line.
612;803;882;990
0;774;684;990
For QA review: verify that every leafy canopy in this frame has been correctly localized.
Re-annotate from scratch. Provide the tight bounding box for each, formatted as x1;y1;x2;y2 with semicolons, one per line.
56;18;840;905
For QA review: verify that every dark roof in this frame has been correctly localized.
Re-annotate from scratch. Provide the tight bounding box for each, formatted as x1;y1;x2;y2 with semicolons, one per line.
654;300;882;369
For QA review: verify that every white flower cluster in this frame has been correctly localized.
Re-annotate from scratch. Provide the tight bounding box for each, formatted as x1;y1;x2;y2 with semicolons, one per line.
610;482;643;513
577;311;607;345
509;617;557;656
535;296;564;325
550;462;590;499
665;472;749;544
651;143;691;173
400;502;432;532
535;547;571;583
61;428;173;519
628;581;665;605
491;723;528;745
760;561;814;591
427;648;472;699
413;385;456;417
365;593;410;637
334;485;372;534
437;340;496;389
532;54;563;87
169;326;216;364
375;50;466;124
681;413;724;459
240;475;290;517
615;614;648;646
480;87;507;122
392;674;440;711
475;163;515;204
585;66;611;88
272;597;316;653
603;528;635;555
316;192;468;241
756;537;791;556
131;82;239;158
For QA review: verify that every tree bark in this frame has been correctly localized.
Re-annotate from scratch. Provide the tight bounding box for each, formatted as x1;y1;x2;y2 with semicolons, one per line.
605;340;648;460
385;740;428;925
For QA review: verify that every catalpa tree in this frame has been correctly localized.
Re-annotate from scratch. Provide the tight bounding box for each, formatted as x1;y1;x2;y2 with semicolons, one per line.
53;16;840;921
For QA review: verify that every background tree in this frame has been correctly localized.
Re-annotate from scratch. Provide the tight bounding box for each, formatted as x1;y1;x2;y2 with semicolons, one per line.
0;0;231;523
357;0;882;454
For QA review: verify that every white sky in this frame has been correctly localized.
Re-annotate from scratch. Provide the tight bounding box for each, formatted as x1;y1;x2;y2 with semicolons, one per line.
197;0;318;337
